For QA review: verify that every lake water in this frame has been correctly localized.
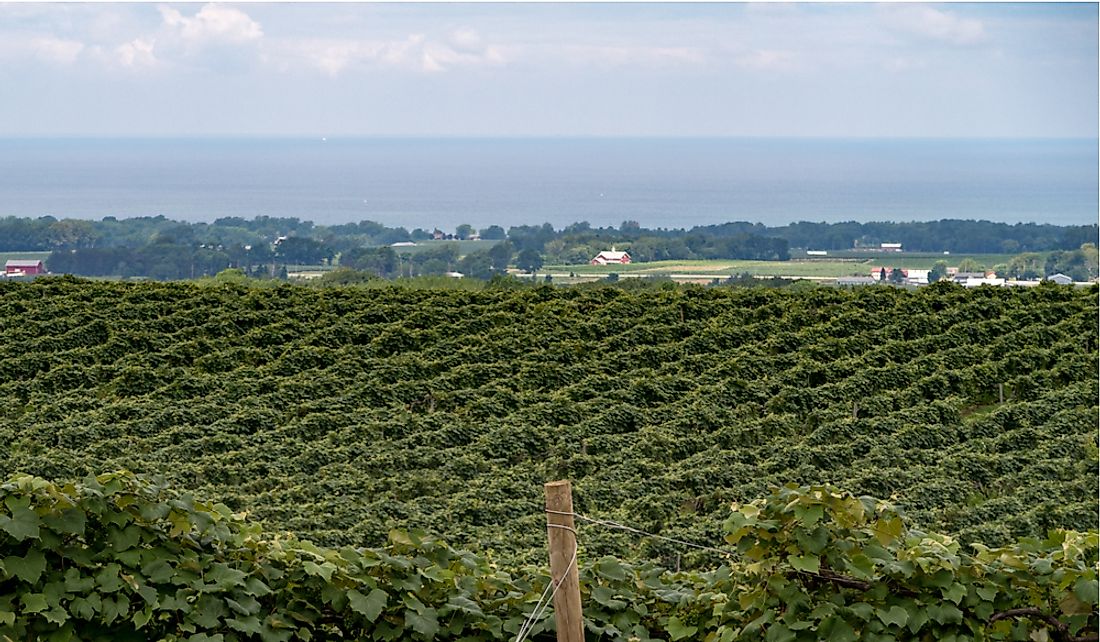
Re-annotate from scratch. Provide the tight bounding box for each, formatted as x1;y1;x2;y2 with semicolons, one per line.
0;137;1095;229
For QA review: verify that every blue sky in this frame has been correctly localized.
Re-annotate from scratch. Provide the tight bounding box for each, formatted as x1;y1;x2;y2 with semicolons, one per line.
0;2;1096;137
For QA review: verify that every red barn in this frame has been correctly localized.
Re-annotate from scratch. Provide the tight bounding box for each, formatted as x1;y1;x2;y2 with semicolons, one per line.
5;260;45;276
590;248;631;265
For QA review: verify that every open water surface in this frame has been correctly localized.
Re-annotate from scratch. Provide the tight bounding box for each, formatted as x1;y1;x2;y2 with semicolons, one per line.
0;137;1095;229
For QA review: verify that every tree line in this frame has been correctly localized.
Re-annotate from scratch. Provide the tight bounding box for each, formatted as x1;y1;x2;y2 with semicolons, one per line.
3;213;1090;255
2;214;1090;280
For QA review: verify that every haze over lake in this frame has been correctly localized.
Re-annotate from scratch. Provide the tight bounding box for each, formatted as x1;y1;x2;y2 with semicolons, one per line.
0;137;1095;230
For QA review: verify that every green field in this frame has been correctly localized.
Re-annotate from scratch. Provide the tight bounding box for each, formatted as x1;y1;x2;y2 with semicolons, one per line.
383;239;499;256
0;250;51;264
547;259;858;278
547;253;1029;280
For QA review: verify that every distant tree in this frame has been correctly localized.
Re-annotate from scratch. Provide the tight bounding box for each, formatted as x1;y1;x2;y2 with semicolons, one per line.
889;267;906;284
376;227;411;245
411;244;460;275
488;241;514;273
410;228;432;241
879;267;887;281
929;260;949;283
343;246;398;278
419;258;450;276
458;250;494;280
275;237;334;264
48;219;100;249
516;248;544;274
957;258;984;273
1045;249;1092;282
479;225;507;240
1081;243;1099;279
507;223;556;252
1003;253;1044;280
317;267;378;285
455;224;474;240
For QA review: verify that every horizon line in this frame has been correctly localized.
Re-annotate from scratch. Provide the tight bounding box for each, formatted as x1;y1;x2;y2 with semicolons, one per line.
1;134;1097;142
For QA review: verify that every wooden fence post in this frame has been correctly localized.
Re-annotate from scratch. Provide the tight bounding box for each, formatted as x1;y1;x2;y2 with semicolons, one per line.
545;480;584;642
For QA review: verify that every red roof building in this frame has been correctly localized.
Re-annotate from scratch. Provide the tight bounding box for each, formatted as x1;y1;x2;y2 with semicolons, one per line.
5;260;45;276
590;248;631;265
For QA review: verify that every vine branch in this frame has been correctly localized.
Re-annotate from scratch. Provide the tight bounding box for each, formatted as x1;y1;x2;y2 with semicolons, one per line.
990;607;1099;642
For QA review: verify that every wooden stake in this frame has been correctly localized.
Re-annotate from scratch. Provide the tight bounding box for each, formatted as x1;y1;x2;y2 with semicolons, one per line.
545;480;584;642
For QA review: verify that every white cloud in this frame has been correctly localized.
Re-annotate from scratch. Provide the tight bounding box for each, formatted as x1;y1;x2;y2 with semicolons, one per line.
30;36;85;64
735;49;799;72
447;28;485;55
882;56;927;73
882;5;987;46
159;3;262;44
553;44;706;68
116;37;157;69
273;32;505;76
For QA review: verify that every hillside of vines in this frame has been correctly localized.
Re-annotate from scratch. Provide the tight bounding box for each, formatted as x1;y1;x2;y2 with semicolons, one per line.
0;279;1096;570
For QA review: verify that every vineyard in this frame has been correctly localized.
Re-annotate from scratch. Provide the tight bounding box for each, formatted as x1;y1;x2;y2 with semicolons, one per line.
0;279;1096;560
0;278;1096;639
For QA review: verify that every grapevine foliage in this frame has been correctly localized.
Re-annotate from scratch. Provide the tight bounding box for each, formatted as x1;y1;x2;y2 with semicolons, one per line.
0;279;1095;566
0;473;1095;642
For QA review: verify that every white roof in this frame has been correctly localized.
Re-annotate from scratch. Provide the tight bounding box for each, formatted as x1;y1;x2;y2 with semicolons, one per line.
5;260;42;267
594;250;629;260
963;277;1005;288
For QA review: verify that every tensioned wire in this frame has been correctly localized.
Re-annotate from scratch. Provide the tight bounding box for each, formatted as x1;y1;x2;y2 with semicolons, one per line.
514;510;738;642
545;509;739;558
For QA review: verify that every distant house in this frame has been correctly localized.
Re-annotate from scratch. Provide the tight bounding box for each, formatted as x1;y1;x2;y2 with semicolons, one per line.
806;250;828;256
906;269;930;285
5;260;45;276
390;241;418;247
1046;273;1074;285
880;243;902;252
590;247;631;266
962;276;1006;288
952;272;987;284
870;267;904;279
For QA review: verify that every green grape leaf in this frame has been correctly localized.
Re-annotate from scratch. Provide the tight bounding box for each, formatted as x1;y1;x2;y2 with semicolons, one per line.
404;607;439;639
348;588;387;622
788;554;821;574
0;505;40;541
4;550;47;584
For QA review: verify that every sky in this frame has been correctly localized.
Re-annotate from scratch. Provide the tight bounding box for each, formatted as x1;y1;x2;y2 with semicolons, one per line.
0;2;1096;138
